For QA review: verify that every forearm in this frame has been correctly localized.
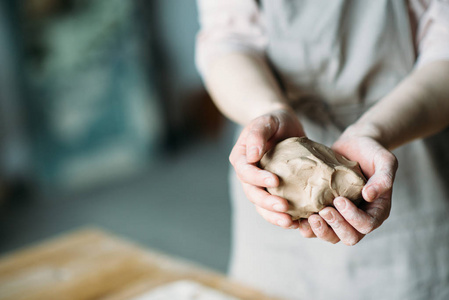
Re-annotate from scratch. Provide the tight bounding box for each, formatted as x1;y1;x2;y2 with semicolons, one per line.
202;52;291;125
349;61;449;150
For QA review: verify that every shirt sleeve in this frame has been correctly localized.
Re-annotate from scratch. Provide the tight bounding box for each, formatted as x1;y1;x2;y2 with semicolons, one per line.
415;0;449;68
195;0;267;75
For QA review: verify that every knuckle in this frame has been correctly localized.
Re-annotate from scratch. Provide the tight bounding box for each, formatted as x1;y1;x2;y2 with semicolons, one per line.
239;164;254;177
248;127;263;138
258;194;272;209
382;152;398;172
388;152;399;170
320;230;334;241
375;152;397;187
379;150;396;163
233;159;245;171
381;172;395;189
257;115;279;131
260;114;275;124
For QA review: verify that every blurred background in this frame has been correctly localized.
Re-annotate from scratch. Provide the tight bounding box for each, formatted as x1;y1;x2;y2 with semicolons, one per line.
0;0;234;272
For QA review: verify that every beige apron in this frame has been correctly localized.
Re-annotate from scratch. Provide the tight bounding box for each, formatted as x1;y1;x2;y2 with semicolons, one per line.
229;1;449;299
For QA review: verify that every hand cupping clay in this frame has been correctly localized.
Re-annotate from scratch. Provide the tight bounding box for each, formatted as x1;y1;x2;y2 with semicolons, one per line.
260;137;366;220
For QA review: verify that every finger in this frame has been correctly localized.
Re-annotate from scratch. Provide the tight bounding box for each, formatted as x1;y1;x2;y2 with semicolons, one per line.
229;140;246;166
229;127;254;165
363;151;398;202
308;214;340;244
335;194;391;234
242;183;288;212
245;115;279;163
298;219;316;238
230;139;279;187
233;155;279;187
255;206;299;229
319;207;364;246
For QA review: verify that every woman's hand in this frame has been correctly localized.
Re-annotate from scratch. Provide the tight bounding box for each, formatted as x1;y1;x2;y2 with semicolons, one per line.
230;108;305;229
298;128;398;246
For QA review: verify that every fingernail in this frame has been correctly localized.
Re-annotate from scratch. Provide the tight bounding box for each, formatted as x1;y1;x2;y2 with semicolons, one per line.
277;219;289;227
321;210;333;222
311;219;321;229
364;186;378;201
264;177;275;186
249;147;260;159
289;224;299;229
299;221;310;231
273;203;287;212
334;197;346;210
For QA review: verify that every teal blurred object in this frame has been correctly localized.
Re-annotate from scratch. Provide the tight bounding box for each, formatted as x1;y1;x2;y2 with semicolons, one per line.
26;0;163;190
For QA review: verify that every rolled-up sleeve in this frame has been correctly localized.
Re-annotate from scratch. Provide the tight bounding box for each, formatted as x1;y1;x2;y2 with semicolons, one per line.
195;0;267;75
415;0;449;68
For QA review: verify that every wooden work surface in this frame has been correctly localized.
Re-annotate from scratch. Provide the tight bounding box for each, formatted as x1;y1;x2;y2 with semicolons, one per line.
0;228;281;300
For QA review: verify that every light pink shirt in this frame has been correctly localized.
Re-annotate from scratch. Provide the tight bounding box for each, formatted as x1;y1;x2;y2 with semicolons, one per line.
196;0;449;74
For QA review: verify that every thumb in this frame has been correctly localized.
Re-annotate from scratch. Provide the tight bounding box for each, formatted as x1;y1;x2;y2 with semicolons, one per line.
362;151;398;202
245;115;280;163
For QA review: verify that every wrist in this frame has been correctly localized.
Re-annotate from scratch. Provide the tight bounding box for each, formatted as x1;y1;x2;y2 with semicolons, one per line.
249;101;294;122
341;121;385;146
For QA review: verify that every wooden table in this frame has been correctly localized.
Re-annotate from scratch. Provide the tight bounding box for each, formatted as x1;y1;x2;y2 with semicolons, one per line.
0;228;281;300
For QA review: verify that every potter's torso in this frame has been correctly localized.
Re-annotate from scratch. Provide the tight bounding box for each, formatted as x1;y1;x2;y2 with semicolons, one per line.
229;1;449;299
261;0;415;108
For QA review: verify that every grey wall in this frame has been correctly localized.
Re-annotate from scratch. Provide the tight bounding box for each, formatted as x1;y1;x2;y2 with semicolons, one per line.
152;0;205;138
157;0;202;89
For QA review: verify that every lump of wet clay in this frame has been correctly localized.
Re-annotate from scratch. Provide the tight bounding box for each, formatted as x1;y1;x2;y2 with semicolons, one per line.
260;137;366;220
